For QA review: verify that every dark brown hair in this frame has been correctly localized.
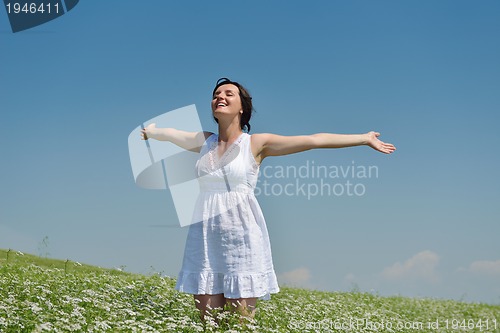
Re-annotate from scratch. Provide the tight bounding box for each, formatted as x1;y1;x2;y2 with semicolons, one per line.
212;78;254;132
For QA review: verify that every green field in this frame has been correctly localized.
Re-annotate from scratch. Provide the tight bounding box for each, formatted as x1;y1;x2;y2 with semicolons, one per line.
1;248;499;332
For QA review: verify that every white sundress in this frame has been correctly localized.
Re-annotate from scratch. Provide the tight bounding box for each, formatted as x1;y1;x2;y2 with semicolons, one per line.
175;132;280;300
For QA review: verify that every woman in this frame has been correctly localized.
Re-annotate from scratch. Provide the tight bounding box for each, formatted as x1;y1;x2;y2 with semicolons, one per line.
141;78;396;322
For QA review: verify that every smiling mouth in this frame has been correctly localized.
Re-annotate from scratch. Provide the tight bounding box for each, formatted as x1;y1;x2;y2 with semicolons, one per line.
215;103;227;110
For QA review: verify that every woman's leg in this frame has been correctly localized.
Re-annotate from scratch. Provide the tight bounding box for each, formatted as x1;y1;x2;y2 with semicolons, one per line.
194;294;226;322
225;297;258;318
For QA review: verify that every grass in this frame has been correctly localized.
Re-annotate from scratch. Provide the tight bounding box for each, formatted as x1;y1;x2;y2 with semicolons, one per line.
1;248;499;332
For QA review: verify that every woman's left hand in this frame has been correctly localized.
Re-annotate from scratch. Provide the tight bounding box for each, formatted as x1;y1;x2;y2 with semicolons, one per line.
366;131;396;154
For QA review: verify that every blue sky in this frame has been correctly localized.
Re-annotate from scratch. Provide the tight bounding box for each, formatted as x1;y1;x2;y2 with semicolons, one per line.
1;1;499;304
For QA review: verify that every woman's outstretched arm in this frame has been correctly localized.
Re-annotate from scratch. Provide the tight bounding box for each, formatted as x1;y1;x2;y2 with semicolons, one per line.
141;123;212;153
252;131;396;163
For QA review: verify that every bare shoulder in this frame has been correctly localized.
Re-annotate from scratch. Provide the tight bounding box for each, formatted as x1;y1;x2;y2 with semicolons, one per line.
183;131;215;152
191;131;214;146
250;132;316;160
249;133;274;164
194;131;215;150
249;132;278;152
249;133;270;147
202;131;215;140
250;132;312;147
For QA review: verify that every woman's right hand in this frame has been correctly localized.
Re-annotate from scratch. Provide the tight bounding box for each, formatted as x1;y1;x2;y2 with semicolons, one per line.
141;123;157;140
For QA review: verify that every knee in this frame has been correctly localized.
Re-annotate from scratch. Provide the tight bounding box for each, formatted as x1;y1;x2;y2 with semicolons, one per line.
226;298;257;317
194;294;225;319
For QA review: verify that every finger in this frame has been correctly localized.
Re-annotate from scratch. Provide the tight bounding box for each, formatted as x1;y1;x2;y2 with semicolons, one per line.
380;143;395;153
381;147;392;154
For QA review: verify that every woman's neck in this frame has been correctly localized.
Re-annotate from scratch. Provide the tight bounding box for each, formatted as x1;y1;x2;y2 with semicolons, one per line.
217;123;243;142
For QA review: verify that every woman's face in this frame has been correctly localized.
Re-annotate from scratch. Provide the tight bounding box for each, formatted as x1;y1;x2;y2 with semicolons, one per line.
212;84;242;120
